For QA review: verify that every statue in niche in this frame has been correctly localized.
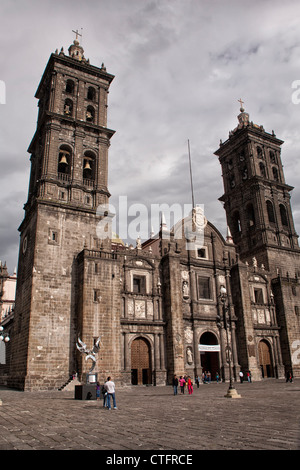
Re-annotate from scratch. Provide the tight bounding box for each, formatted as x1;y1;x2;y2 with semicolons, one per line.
182;280;189;299
186;347;193;365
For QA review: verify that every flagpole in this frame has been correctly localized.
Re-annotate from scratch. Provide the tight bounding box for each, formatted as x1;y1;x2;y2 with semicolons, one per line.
188;139;195;209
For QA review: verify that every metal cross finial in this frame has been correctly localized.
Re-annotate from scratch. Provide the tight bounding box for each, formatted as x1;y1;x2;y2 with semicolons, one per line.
238;98;244;110
72;29;82;42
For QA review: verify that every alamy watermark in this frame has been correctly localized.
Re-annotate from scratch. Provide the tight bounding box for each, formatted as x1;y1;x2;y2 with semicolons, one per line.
291;80;300;104
0;80;5;104
95;198;207;250
292;340;300;365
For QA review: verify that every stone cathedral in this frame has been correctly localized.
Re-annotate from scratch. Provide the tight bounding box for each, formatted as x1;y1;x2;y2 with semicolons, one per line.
3;38;300;391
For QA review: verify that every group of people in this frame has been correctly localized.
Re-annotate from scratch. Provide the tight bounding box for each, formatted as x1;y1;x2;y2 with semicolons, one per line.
172;369;254;393
200;371;220;383
172;375;194;395
96;377;117;410
95;367;295;408
172;372;219;395
238;370;252;383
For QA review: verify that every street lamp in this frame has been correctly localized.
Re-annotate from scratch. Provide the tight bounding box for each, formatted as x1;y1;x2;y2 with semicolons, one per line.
218;286;241;399
0;325;10;406
0;326;10;342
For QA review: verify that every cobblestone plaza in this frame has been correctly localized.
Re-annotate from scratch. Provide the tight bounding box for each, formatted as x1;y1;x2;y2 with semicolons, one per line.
0;379;299;452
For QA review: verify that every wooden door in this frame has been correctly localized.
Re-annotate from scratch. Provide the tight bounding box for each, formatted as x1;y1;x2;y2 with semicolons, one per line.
131;338;152;385
258;340;274;378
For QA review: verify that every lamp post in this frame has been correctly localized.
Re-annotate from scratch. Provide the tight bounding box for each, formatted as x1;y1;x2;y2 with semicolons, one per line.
0;325;10;406
218;286;241;399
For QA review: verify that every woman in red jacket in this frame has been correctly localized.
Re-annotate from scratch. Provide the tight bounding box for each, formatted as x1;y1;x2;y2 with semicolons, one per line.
187;376;193;395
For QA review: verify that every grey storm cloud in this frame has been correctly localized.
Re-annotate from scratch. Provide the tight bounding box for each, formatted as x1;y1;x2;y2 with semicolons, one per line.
1;0;300;271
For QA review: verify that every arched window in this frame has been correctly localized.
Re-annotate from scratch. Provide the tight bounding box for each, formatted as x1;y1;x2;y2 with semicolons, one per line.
241;166;248;180
259;162;266;177
64;98;73;116
58;145;72;178
87;86;96;101
229;174;235;189
65;79;74;94
272;167;279;181
247;203;256;227
279;204;288;226
257;146;263;159
83;150;96;183
269;150;276;164
266;200;275;224
232;211;241;234
86;105;95;122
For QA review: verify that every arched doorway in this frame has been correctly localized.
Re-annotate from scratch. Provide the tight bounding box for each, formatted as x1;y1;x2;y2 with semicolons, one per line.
131;337;152;385
199;332;220;381
258;340;274;378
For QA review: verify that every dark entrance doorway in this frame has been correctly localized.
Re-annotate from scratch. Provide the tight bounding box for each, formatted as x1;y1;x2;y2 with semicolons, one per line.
199;332;220;381
258;340;274;378
131;337;152;385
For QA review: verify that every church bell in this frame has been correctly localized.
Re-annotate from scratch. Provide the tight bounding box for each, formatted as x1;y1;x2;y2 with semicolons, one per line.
84;159;92;170
59;153;68;165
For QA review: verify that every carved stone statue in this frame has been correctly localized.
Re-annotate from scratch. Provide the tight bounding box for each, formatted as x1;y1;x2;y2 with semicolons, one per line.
186;347;193;365
182;280;189;299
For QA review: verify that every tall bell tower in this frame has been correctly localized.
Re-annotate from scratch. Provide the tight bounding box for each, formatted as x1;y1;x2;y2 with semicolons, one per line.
216;103;300;378
9;35;115;390
215;102;299;272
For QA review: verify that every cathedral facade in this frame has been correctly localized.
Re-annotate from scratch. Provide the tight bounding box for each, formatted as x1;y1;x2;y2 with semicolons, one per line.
3;39;300;391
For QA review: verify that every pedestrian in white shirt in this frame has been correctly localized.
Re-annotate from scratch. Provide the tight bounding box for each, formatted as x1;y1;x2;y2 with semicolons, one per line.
104;377;117;410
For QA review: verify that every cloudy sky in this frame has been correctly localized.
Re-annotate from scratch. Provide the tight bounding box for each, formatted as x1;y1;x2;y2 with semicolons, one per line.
1;0;300;272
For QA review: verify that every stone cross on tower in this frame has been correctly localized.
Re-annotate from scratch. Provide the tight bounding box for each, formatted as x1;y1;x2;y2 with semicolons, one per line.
72;29;82;43
238;98;244;111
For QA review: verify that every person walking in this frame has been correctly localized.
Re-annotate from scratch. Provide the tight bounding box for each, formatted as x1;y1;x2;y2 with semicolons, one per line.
172;374;179;395
104;376;117;410
286;371;293;383
101;383;107;408
184;375;188;389
96;382;101;401
187;376;193;395
179;376;186;394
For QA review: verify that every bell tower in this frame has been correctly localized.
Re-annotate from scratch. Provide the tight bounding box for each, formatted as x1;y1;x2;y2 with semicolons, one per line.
9;36;115;390
26;34;114;215
215;102;299;272
216;104;300;379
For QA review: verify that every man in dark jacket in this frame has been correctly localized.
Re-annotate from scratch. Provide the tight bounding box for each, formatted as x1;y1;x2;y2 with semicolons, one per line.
172;375;179;395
